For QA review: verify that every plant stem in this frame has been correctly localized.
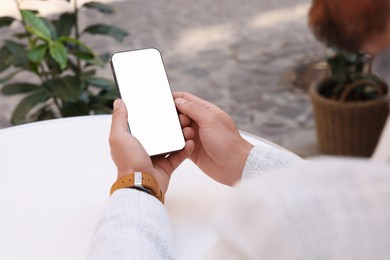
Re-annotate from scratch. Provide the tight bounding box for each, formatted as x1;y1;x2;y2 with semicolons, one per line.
39;64;48;82
14;0;23;23
74;0;81;76
53;97;62;114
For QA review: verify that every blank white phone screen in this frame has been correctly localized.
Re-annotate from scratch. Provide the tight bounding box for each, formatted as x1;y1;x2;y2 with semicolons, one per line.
111;48;185;156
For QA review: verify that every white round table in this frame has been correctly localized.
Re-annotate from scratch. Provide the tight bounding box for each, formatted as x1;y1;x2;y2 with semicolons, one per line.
0;115;270;259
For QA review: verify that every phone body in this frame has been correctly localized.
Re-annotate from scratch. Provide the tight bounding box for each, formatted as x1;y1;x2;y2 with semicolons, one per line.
110;48;185;156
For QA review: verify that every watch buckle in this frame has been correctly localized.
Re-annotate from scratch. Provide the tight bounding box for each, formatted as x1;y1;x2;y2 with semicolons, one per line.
134;171;152;194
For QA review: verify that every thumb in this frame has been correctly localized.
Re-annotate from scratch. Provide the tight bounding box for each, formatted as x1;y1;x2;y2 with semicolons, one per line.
111;99;129;135
175;98;212;127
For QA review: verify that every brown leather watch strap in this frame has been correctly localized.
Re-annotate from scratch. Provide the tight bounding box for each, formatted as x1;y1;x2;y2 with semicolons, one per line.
110;172;164;204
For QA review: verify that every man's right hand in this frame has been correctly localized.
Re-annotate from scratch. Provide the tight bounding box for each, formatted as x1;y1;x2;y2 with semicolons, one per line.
174;92;253;186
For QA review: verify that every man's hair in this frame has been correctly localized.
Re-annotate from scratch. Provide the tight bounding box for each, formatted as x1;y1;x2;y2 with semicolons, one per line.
308;0;390;52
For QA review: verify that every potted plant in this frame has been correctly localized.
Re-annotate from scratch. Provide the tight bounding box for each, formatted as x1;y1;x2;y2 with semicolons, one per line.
309;47;389;157
0;0;128;125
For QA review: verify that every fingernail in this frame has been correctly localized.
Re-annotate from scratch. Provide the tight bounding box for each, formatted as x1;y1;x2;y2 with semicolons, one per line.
113;99;122;110
175;98;186;105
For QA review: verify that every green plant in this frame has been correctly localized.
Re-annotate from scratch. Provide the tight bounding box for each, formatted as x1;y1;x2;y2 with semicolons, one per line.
321;47;387;101
0;0;128;124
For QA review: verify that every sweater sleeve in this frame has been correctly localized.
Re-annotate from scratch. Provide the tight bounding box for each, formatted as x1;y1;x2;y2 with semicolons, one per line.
87;189;174;260
205;158;390;260
242;143;303;178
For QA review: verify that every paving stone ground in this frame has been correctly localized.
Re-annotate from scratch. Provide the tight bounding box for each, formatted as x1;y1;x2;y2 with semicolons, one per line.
0;0;327;157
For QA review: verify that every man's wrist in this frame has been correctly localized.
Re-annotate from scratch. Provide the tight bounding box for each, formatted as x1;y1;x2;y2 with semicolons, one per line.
231;139;254;184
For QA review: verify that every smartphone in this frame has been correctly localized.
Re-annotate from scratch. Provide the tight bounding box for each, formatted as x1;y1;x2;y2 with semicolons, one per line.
110;48;185;156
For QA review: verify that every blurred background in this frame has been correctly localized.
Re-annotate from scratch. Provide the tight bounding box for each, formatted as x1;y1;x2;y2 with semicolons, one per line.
0;0;327;156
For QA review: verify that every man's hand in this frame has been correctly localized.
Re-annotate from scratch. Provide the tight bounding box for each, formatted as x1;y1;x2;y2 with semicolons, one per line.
109;99;195;194
174;92;253;186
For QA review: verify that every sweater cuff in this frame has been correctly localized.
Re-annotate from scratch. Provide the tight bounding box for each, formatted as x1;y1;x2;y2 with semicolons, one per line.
242;144;303;178
88;189;174;259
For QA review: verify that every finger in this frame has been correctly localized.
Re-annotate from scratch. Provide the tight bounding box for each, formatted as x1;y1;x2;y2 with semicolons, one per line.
179;114;192;127
153;149;186;175
183;126;195;141
173;92;224;113
165;148;188;171
152;140;194;179
173;92;213;109
183;140;195;156
175;97;215;127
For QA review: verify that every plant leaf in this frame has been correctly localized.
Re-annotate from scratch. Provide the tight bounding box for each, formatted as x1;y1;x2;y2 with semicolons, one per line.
86;77;115;90
13;32;30;39
42;17;57;39
79;91;90;103
30;107;56;121
61;101;90;117
59;36;97;62
23;9;39;15
1;83;40;95
45;55;62;73
27;44;48;62
89;89;117;108
4;40;30;69
21;10;52;41
4;40;25;53
0;70;22;83
0;45;12;73
99;53;110;63
92;105;112;114
43;76;84;102
83;24;128;42
85;54;104;67
58;36;93;53
49;41;67;69
83;1;114;14
11;90;50;125
69;50;95;61
67;59;79;74
94;88;119;101
103;88;119;100
54;13;75;37
0;16;15;28
81;69;96;78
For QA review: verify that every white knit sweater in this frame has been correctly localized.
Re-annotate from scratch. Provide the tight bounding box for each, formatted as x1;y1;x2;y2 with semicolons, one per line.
88;144;390;259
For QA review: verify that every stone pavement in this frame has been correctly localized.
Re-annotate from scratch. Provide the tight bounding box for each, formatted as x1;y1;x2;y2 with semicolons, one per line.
0;0;326;157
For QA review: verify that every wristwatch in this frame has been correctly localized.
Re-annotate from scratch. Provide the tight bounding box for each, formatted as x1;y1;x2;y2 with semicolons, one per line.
110;172;164;203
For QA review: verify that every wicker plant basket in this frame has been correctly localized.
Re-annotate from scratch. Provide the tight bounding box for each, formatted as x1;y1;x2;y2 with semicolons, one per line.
310;80;389;157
